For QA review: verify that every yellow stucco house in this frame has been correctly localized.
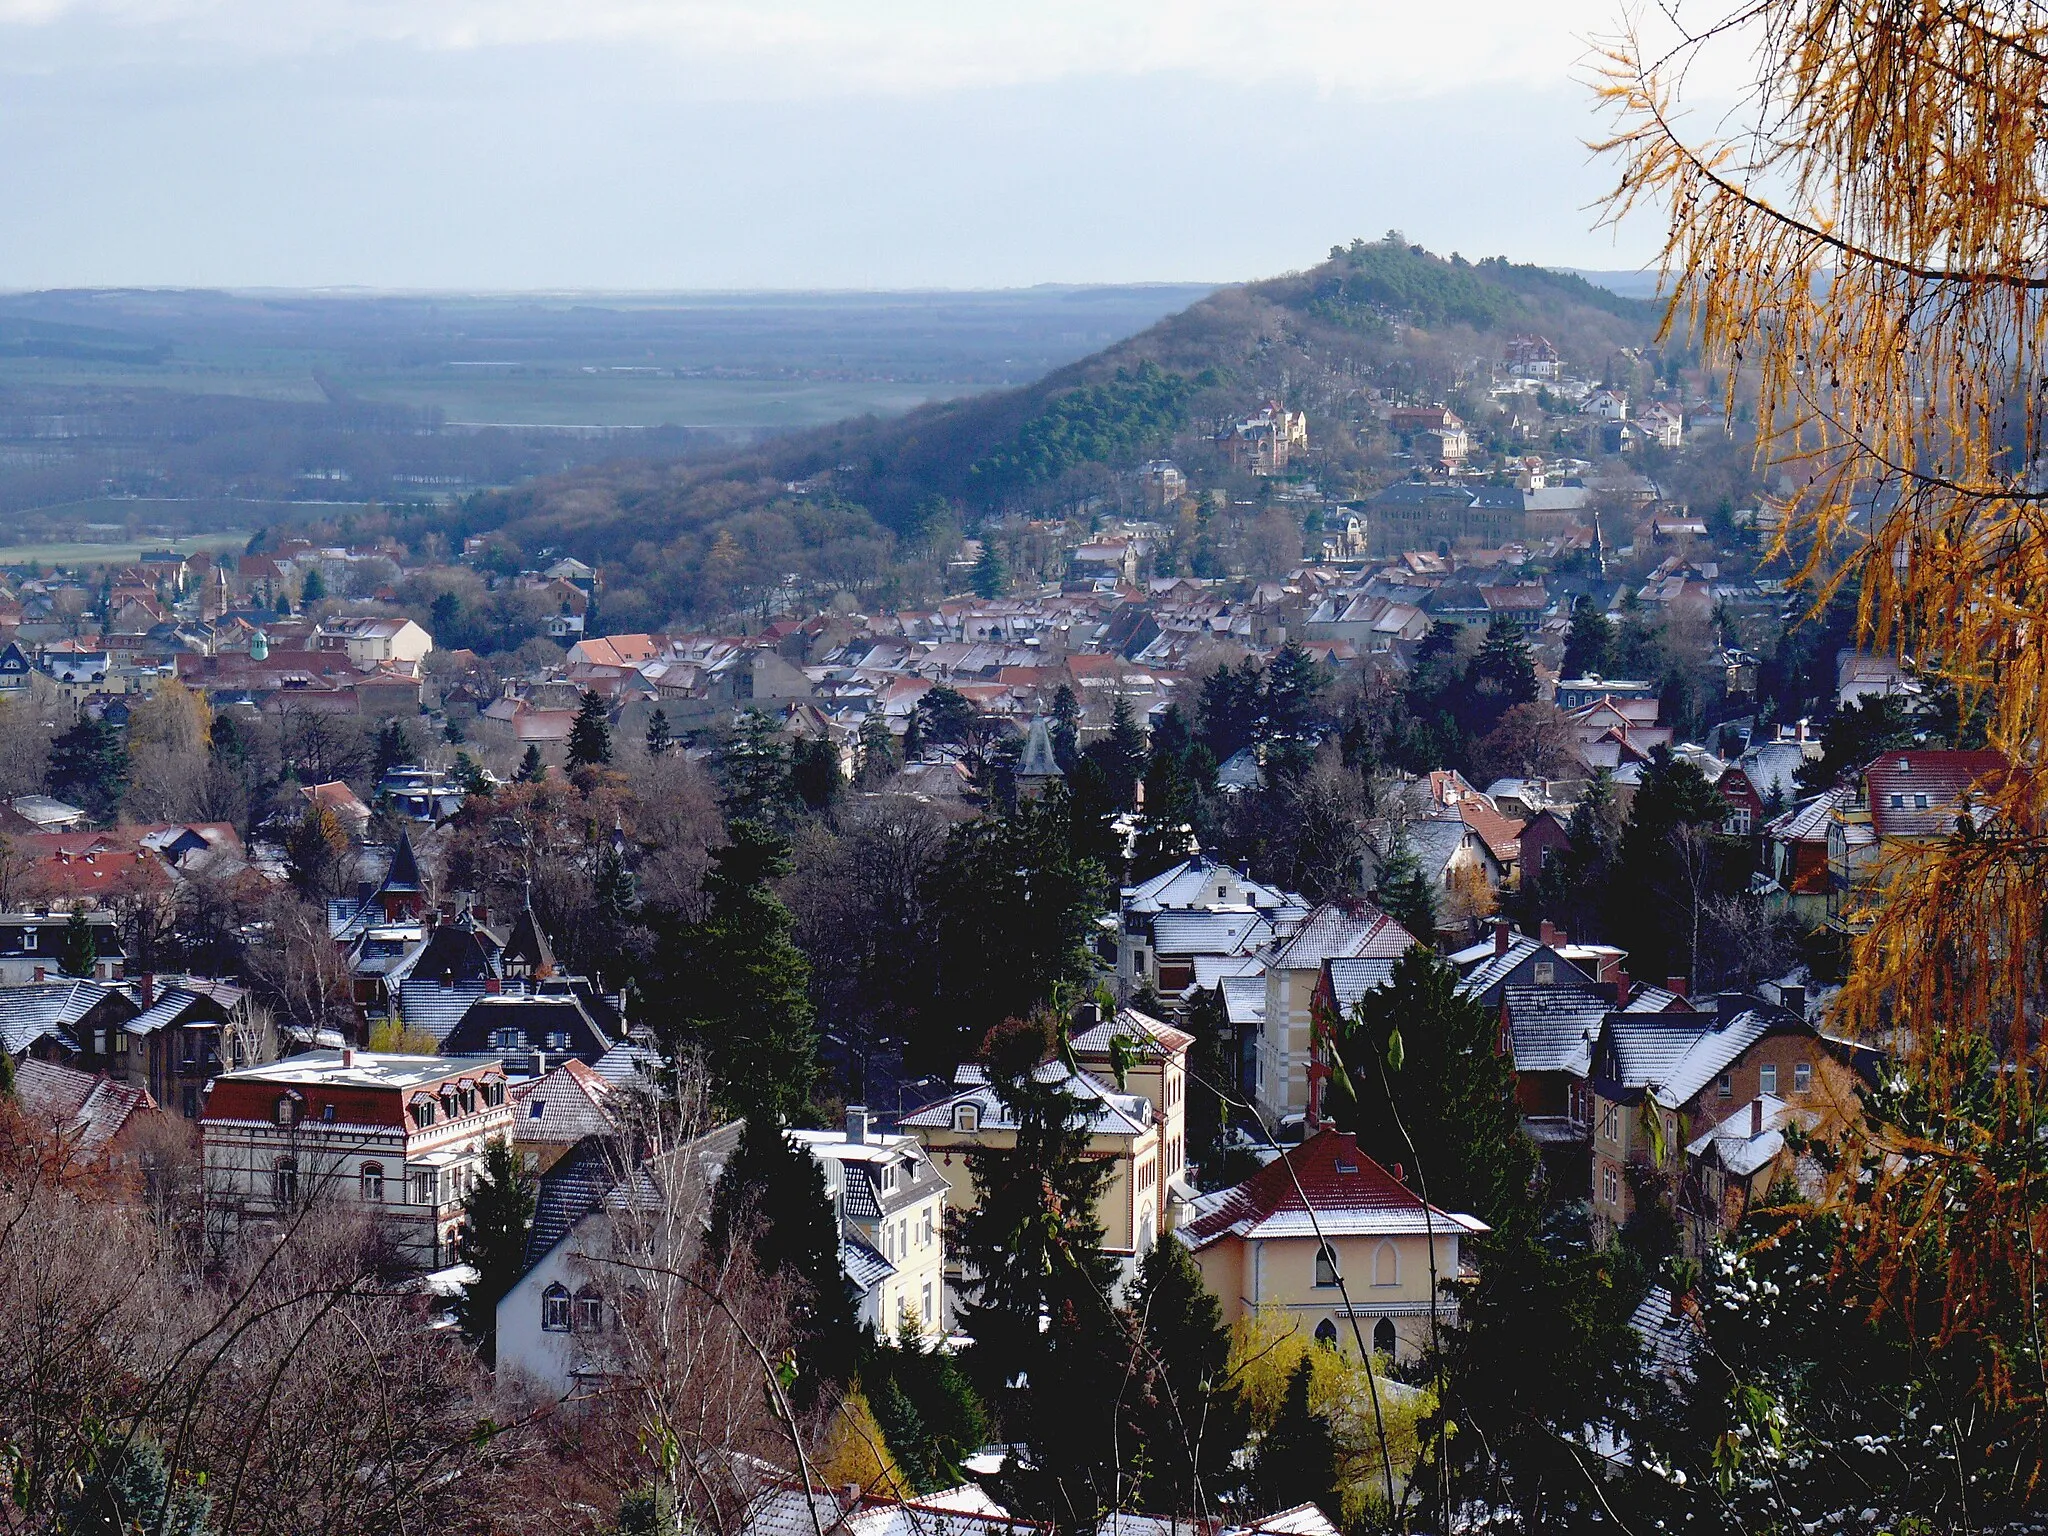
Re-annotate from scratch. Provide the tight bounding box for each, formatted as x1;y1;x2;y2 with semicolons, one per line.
1176;1128;1486;1362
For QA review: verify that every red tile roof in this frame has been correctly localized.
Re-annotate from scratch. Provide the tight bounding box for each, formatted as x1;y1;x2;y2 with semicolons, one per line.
1866;749;2008;839
1177;1128;1485;1249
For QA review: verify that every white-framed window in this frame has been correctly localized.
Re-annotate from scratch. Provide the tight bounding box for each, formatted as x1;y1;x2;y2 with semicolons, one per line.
414;1098;436;1129
542;1283;571;1332
922;1282;933;1323
1717;1073;1732;1099
1533;961;1555;985
272;1155;298;1208
274;1093;300;1127
1601;1164;1619;1204
921;1207;933;1247
1760;1063;1779;1095
21;928;35;951
1315;1244;1340;1288
412;1171;436;1206
1793;1061;1812;1093
1601;1103;1620;1140
954;1104;979;1133
494;1028;522;1050
574;1288;604;1332
360;1162;384;1201
545;1031;571;1051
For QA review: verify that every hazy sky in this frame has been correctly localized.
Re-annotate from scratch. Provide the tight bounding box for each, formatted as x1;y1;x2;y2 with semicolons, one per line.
0;0;1679;290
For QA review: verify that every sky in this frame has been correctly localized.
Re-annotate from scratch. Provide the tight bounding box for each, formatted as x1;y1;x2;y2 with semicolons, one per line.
0;0;1691;290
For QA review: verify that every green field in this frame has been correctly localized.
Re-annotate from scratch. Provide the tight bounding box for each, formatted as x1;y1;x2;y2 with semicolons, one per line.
0;522;255;567
342;370;975;430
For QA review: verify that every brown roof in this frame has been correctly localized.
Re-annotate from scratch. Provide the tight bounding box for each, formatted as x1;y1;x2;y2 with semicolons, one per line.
1866;750;2008;839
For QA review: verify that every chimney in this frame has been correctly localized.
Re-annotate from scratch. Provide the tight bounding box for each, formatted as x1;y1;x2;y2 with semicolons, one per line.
141;972;155;1007
32;966;43;983
1494;918;1513;956
1390;1161;1405;1184
342;1046;355;1069
1538;919;1559;947
846;1104;869;1145
1074;1001;1101;1029
1665;975;1688;999
1751;1097;1764;1134
485;977;502;995
1779;983;1806;1018
1667;1287;1688;1322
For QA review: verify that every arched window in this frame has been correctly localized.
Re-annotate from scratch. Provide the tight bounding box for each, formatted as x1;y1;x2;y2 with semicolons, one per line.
1137;1213;1155;1252
274;1093;300;1127
272;1155;298;1208
360;1162;384;1201
542;1284;571;1332
1314;1318;1339;1349
1373;1240;1399;1287
574;1287;604;1333
1373;1317;1397;1357
1315;1244;1340;1288
954;1104;979;1133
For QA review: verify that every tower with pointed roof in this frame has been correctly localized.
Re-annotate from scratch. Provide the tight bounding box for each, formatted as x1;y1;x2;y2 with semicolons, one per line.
376;830;425;923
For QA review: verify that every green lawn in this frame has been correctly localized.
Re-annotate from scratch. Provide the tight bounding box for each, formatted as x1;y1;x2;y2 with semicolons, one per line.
0;521;255;567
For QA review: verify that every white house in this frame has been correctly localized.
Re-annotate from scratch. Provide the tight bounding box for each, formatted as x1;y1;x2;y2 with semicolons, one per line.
791;1109;949;1337
1580;388;1629;423
315;616;434;670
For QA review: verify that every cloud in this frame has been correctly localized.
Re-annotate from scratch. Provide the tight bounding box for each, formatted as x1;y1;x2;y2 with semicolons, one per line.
0;0;1631;98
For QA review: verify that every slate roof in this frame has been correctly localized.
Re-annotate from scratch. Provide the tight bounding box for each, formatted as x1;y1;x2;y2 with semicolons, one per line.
1325;956;1396;1014
900;1059;1153;1136
522;1136;631;1270
126;980;243;1037
1630;1286;1701;1380
1765;787;1845;843
592;1040;662;1085
1501;983;1610;1076
502;905;557;975
1221;974;1267;1027
841;1227;895;1292
396;978;490;1044
1685;1093;1799;1177
1405;816;1488;880
1122;856;1296;916
1179;1128;1486;1248
381;830;423;894
510;1059;621;1144
1151;911;1270;958
0;980;125;1056
1267;902;1415;972
12;1058;155;1155
1193;954;1265;990
1069;1006;1194;1058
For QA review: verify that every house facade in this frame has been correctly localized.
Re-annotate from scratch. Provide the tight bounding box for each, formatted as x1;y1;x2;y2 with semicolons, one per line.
1178;1128;1486;1362
202;1049;512;1269
792;1109;950;1337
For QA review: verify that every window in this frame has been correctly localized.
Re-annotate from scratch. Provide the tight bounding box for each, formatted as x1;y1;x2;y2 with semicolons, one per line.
1601;1164;1619;1204
1315;1245;1340;1288
494;1028;522;1050
412;1171;436;1206
1373;1317;1397;1357
921;1208;933;1247
414;1098;436;1129
922;1282;934;1324
542;1284;571;1332
529;1100;546;1119
272;1155;298;1207
322;1103;336;1122
1373;1240;1399;1287
1915;793;1930;809
1533;961;1555;985
1314;1318;1339;1349
1794;1061;1812;1093
1717;1073;1733;1099
954;1104;979;1133
20;927;34;951
1760;1063;1779;1095
1889;793;1904;808
461;1088;476;1115
545;1031;571;1051
1601;1103;1620;1140
274;1093;300;1127
574;1288;604;1332
93;1028;107;1055
360;1162;384;1200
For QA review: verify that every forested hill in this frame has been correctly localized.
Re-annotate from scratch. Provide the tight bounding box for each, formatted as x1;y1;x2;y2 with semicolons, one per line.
442;238;1661;629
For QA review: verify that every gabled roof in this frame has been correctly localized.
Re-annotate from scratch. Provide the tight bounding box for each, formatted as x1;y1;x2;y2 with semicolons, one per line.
1325;956;1397;1015
0;980;130;1056
1866;749;2008;838
899;1059;1153;1136
1178;1128;1486;1249
1150;911;1270;959
12;1058;156;1154
1501;983;1610;1077
1069;1005;1194;1059
1765;788;1845;842
126;981;243;1037
1267;901;1415;972
502;904;557;975
1595;996;1815;1110
1121;856;1299;917
1685;1093;1801;1177
395;978;489;1044
509;1059;620;1143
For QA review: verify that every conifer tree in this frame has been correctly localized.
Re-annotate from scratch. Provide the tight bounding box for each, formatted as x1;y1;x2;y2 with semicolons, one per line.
650;821;818;1120
1253;1359;1338;1521
644;707;674;758
567;689;613;766
1049;683;1082;772
971;543;1009;599
456;1137;536;1365
515;743;545;782
1561;595;1614;679
58;908;97;979
46;714;128;822
1083;695;1148;811
1372;839;1439;944
958;1023;1130;1529
855;712;899;786
709;1114;858;1395
719;709;792;825
1126;1237;1247;1513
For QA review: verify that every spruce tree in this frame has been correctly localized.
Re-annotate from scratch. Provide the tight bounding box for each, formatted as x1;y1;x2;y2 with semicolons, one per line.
1373;838;1439;943
1083;695;1148;811
567;689;613;766
1252;1359;1338;1520
971;543;1009;599
1127;1237;1247;1513
709;1114;858;1395
1464;615;1539;736
58;908;97;979
47;714;129;822
1049;683;1082;772
790;736;843;813
456;1136;536;1365
958;1036;1130;1528
1561;595;1615;678
644;707;674;758
855;711;899;786
718;709;792;825
1327;944;1535;1231
515;743;545;782
60;1438;212;1536
649;821;818;1121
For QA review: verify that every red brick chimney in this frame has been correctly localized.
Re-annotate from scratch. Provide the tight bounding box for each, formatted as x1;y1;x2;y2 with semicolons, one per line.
1751;1098;1764;1135
1494;918;1512;956
1666;975;1689;999
140;973;155;1007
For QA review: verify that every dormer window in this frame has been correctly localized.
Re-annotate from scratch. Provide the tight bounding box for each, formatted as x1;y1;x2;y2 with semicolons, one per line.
413;1097;436;1129
21;928;35;951
274;1093;301;1127
954;1104;979;1133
